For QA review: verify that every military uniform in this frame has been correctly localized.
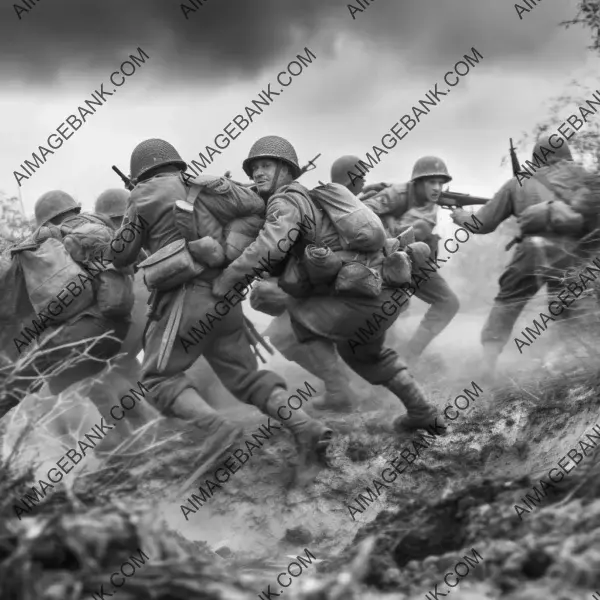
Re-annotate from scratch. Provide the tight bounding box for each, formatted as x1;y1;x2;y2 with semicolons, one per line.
360;157;460;360
451;137;589;371
214;138;438;432
112;138;330;470
95;189;240;413
2;192;131;434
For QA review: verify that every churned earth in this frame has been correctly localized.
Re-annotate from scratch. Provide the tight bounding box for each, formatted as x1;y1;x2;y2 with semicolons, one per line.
1;302;600;600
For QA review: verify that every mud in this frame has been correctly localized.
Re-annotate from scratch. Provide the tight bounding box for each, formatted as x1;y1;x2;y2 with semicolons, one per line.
2;304;600;599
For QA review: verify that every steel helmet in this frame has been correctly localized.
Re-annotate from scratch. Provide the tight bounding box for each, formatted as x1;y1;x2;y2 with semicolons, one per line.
130;138;187;181
411;156;452;183
242;135;301;179
533;135;572;164
34;190;80;226
94;189;130;218
331;155;362;186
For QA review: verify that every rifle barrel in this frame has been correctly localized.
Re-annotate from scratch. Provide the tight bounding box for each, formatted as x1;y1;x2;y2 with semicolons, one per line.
440;191;489;206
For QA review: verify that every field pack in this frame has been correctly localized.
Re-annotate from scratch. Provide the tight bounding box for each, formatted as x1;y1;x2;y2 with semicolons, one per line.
309;183;386;253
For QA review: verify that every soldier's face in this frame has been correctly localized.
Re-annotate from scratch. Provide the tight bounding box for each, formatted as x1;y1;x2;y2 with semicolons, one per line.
251;159;287;193
418;177;445;203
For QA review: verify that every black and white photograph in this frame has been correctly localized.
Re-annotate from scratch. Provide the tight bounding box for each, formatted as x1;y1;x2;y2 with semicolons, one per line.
1;1;600;599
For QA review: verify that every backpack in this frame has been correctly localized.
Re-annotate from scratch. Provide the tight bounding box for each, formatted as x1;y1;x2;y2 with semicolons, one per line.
518;174;584;237
0;251;34;323
60;214;134;319
175;174;266;261
309;183;386;252
17;237;96;323
15;215;134;323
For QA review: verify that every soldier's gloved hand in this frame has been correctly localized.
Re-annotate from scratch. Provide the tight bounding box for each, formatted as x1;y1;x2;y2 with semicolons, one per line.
450;208;471;226
211;274;230;298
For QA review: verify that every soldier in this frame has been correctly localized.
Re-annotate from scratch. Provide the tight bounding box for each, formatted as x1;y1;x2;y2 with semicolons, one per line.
335;155;460;365
95;189;131;230
450;136;590;376
1;191;136;452
213;136;439;434
111;138;332;474
249;155;366;414
94;188;232;413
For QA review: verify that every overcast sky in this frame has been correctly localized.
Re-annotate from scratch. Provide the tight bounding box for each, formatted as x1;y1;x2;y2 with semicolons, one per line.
0;0;596;218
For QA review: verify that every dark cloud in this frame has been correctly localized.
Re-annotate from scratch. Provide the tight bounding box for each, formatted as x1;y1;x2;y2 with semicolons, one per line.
0;0;586;84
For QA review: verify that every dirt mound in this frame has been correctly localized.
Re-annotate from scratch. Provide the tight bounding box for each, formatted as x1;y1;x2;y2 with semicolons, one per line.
2;337;600;599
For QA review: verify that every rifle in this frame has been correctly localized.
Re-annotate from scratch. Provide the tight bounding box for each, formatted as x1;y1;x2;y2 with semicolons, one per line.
299;152;321;176
510;138;521;177
506;138;528;250
224;153;322;188
438;190;489;209
112;165;135;191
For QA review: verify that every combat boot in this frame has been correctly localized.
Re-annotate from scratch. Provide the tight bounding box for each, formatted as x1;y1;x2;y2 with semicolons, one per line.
264;387;333;465
384;369;439;433
171;387;242;494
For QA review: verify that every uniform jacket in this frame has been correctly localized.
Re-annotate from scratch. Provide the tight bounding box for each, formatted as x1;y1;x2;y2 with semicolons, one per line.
213;182;340;295
469;160;589;235
360;181;437;237
113;173;186;270
113;172;260;282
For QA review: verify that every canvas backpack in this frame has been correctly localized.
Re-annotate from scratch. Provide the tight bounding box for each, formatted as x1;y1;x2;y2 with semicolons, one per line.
14;214;134;323
175;174;266;262
309;183;386;253
518;173;584;237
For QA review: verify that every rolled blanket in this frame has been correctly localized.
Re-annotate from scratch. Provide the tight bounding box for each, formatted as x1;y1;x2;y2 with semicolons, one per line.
304;244;343;285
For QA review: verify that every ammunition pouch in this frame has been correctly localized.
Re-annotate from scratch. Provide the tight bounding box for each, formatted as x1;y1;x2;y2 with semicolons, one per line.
95;267;135;319
381;250;412;288
137;239;205;292
334;261;382;298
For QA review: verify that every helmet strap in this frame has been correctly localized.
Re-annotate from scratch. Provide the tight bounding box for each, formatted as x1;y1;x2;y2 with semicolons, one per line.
267;162;284;197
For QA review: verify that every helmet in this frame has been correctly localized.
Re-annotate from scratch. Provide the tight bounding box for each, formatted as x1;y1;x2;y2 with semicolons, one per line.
331;155;362;185
242;135;301;179
34;190;80;226
94;189;130;218
411;156;452;183
533;135;572;163
130;138;187;181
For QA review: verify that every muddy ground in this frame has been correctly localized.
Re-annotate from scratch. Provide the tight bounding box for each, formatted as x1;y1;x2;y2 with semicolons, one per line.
1;294;600;600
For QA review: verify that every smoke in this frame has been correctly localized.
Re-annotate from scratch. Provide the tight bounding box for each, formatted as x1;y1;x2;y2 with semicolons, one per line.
0;0;584;84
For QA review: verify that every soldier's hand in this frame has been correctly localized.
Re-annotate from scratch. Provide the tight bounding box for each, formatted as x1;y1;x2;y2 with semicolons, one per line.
450;208;470;225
